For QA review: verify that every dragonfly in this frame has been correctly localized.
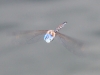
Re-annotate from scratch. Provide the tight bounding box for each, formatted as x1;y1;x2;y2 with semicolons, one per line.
13;22;84;55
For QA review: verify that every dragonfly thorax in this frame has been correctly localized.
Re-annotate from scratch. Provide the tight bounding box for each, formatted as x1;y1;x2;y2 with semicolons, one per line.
46;30;56;37
44;30;56;43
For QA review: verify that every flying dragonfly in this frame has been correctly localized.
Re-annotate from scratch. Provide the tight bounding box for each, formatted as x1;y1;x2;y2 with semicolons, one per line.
13;22;84;55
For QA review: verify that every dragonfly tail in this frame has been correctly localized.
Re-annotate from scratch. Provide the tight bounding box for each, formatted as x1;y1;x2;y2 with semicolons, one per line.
55;22;67;32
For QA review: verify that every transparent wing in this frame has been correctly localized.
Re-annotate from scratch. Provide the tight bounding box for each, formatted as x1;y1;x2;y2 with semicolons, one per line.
56;32;85;56
11;30;48;45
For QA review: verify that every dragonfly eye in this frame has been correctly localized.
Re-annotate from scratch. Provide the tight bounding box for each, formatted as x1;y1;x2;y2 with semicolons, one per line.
44;34;48;40
44;34;54;43
44;34;49;40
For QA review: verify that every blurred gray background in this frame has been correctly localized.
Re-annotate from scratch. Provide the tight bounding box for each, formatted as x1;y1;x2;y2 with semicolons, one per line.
0;0;100;75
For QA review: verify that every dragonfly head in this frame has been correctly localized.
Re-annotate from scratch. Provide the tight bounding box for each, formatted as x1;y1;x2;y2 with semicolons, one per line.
44;33;54;43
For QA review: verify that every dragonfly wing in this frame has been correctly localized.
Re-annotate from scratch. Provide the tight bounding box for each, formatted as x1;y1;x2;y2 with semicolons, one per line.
12;30;48;45
56;32;85;56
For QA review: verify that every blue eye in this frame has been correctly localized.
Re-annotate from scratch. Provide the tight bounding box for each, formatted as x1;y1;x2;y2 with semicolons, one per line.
45;35;48;40
46;35;49;38
44;34;50;40
44;33;54;43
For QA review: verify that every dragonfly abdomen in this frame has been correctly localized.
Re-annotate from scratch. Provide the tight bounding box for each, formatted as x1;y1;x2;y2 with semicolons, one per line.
55;22;67;32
